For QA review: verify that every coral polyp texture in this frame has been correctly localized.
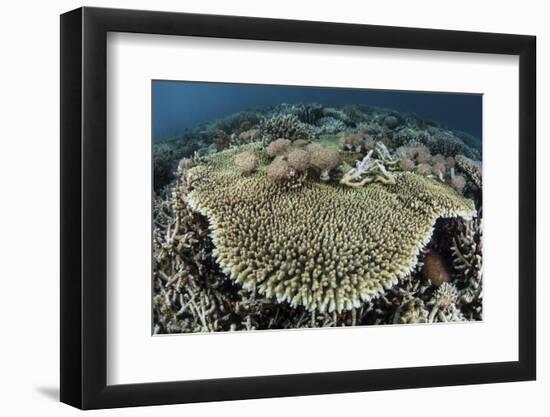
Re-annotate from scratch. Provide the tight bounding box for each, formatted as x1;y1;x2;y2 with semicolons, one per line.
187;144;475;313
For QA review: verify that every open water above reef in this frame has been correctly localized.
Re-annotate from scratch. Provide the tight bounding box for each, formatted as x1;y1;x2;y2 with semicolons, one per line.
153;81;482;143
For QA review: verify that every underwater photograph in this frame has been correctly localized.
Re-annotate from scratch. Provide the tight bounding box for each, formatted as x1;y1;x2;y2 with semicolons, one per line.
152;81;483;334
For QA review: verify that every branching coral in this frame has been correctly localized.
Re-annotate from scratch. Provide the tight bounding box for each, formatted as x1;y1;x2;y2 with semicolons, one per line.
340;143;400;188
153;164;357;333
315;116;346;135
187;144;476;313
260;113;312;143
450;217;483;320
393;298;428;324
340;150;396;188
393;127;479;159
431;131;479;159
342;105;367;126
153;143;179;190
393;128;433;148
426;282;464;323
274;103;323;125
322;107;350;123
154;105;483;332
455;154;482;189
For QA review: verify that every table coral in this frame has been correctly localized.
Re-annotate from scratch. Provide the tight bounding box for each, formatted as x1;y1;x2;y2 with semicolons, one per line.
187;144;476;313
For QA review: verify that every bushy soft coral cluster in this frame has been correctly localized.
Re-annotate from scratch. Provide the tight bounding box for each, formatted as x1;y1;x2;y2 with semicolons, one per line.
339;132;375;153
263;140;341;184
396;144;469;194
234;151;260;175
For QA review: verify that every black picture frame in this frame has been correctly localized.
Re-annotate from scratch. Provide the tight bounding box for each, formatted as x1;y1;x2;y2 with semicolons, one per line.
60;6;536;410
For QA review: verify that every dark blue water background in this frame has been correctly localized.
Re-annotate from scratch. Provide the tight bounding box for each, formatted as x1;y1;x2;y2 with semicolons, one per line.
153;81;482;143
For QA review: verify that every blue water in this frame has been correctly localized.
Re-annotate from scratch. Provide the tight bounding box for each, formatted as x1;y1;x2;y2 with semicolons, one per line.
153;81;482;143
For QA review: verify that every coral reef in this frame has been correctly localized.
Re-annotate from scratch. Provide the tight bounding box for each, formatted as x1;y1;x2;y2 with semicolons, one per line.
291;103;324;125
393;127;479;160
315;116;346;134
322;107;350;123
187;143;475;313
152;101;483;332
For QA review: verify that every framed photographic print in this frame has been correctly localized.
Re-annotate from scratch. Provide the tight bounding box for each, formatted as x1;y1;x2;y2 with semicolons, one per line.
60;6;536;410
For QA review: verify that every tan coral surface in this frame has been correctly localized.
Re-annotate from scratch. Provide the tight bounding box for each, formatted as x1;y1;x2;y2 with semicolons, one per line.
455;155;482;188
188;144;476;313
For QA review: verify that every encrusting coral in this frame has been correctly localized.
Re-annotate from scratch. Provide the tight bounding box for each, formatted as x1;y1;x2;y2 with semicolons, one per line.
187;143;476;313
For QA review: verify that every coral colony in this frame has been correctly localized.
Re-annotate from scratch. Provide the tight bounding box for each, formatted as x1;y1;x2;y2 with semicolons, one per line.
153;102;483;333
